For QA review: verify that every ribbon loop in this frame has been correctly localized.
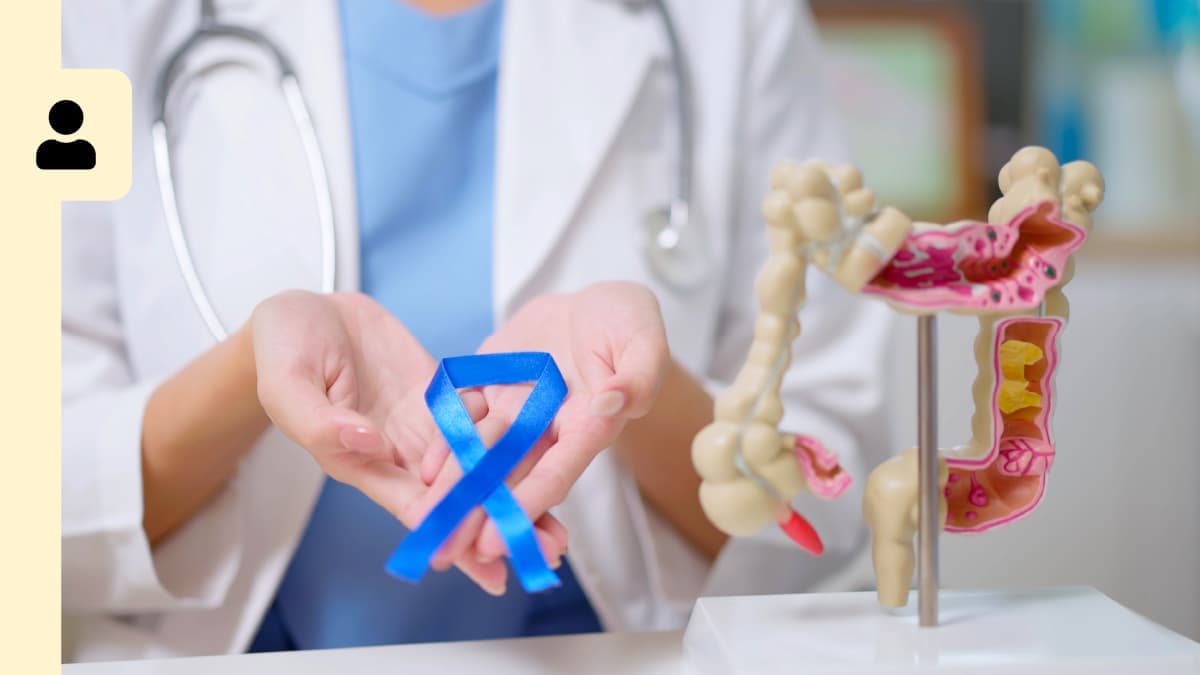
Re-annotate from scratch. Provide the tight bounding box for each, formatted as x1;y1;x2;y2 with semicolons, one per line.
385;352;567;592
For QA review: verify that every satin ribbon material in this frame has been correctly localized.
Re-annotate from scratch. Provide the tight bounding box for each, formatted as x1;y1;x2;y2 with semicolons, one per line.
385;352;566;592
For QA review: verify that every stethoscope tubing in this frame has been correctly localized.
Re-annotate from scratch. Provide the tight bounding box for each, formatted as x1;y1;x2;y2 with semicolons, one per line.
152;10;338;342
648;0;692;247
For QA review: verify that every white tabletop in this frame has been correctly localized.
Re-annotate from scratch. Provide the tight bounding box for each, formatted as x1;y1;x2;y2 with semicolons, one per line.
63;588;1200;674
62;630;687;675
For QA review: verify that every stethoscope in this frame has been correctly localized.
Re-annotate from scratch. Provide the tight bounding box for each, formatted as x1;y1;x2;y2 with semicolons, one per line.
153;0;706;343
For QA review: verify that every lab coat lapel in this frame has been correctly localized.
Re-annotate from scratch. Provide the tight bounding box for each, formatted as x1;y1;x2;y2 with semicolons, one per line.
493;0;658;317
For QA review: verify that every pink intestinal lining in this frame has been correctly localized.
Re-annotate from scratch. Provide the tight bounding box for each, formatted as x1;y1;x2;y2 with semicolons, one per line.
863;200;1086;313
944;317;1062;533
792;434;852;499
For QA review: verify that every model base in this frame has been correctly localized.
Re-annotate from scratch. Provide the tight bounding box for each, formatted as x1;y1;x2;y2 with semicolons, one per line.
682;587;1199;674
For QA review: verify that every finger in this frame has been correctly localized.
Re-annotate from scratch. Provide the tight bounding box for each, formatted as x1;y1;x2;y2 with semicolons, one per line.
380;468;507;594
454;556;509;597
427;412;566;572
468;385;551;490
475;422;605;560
327;455;426;522
536;512;569;547
384;389;440;474
569;282;668;420
430;508;487;571
321;454;512;593
428;499;567;575
419;389;489;486
580;331;668;421
259;370;389;460
533;512;570;565
472;512;567;569
386;387;487;481
432;506;565;574
420;441;449;486
391;459;489;575
426;473;561;572
423;410;511;568
456;391;551;510
430;458;563;571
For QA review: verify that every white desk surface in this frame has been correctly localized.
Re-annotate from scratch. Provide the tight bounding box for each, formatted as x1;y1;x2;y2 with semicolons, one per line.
63;588;1200;674
62;629;687;675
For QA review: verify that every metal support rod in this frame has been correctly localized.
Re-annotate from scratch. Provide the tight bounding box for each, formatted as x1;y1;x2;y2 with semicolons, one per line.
917;315;939;627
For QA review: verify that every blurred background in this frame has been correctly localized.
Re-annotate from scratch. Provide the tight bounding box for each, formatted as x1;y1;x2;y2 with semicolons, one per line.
807;0;1200;641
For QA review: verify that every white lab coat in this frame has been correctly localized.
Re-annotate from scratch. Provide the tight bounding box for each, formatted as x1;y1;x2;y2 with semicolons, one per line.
61;0;895;663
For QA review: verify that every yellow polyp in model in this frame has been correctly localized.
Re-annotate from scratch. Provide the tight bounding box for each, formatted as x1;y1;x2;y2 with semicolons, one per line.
1000;340;1043;379
999;380;1041;415
998;340;1044;414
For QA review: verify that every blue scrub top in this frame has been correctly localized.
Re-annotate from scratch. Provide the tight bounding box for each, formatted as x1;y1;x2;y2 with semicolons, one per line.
248;0;601;651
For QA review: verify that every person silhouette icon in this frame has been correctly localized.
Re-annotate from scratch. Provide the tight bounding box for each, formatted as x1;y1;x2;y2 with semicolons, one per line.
36;100;97;170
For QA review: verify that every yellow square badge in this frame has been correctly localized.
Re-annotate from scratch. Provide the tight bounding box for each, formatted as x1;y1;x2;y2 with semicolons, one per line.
26;68;132;202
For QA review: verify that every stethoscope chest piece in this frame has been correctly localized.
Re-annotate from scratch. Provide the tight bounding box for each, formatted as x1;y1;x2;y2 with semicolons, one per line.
643;200;712;291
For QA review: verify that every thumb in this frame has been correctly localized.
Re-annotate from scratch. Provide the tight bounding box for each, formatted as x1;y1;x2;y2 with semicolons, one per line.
580;331;667;421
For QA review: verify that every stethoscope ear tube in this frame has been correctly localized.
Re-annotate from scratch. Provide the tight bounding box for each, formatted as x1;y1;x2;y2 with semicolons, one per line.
152;19;337;343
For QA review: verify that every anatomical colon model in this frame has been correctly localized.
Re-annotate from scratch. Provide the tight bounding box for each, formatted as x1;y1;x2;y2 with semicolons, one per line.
691;146;1104;606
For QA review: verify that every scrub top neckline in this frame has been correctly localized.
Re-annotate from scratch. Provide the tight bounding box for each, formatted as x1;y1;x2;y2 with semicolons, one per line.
338;0;502;98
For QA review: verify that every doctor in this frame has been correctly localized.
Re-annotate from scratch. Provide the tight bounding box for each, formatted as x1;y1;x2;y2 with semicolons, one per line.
61;0;894;663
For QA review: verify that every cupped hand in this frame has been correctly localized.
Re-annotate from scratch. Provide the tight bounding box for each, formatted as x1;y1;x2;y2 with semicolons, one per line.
248;290;566;594
420;281;670;563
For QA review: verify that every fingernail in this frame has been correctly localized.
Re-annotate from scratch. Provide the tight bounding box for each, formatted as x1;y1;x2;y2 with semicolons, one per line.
590;390;626;418
476;552;497;564
339;426;376;452
483;580;507;597
550;555;562;570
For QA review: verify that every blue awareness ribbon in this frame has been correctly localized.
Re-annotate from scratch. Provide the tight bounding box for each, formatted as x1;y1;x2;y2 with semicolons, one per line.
385;352;566;593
